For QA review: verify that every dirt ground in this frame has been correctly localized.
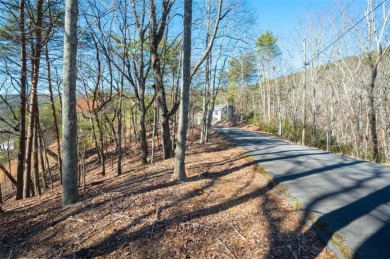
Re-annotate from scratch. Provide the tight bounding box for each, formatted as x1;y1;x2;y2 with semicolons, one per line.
0;129;335;258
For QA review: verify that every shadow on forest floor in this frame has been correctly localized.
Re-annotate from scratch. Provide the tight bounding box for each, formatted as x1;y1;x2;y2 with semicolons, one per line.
0;130;335;258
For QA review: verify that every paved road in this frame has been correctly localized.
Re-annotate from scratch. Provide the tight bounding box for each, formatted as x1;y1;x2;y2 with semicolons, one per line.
214;126;390;259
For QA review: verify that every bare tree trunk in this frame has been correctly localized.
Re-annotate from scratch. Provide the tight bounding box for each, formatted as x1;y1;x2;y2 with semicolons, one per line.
267;76;271;123
117;88;123;176
45;46;62;184
23;0;45;198
172;0;192;181
139;102;148;164
200;50;211;144
276;80;282;136
302;39;307;145
40;135;53;189
16;0;27;200
33;120;41;196
62;0;80;207
367;65;379;162
149;0;176;159
151;102;158;164
200;86;210;143
38;127;47;190
95;115;106;176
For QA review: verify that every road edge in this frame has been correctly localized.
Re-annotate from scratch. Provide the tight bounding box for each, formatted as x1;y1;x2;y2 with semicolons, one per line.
214;128;352;259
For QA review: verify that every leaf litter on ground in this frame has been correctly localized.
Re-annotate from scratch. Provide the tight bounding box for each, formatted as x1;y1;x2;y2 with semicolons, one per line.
0;129;335;258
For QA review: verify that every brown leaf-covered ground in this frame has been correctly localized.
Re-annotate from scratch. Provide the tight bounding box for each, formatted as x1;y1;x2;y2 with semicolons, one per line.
0;129;335;258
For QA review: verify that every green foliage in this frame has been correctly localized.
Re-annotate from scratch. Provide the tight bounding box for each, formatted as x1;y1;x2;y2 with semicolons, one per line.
255;31;281;60
256;117;279;135
227;85;237;103
248;112;262;125
39;102;61;131
228;52;256;86
282;120;302;143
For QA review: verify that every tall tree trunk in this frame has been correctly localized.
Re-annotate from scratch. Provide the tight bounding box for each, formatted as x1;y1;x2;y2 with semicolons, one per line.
33;120;41;196
62;0;80;207
276;80;282;136
16;0;27;200
139;101;148;164
302;39;307;145
24;3;44;198
150;50;173;159
172;0;192;181
95;114;106;175
368;65;379;162
151;102;158;164
38;126;47;190
149;0;175;159
117;88;123;176
200;51;211;144
45;46;62;183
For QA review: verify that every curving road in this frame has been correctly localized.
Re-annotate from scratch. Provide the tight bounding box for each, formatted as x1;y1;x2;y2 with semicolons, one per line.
214;126;390;259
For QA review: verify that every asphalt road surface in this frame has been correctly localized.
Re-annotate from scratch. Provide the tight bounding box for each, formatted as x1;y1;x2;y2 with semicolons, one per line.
214;126;390;259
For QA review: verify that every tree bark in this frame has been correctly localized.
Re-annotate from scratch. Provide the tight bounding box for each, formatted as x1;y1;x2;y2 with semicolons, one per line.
45;46;62;183
33;120;41;196
117;88;123;176
16;0;27;200
139;101;148;164
24;0;45;199
368;64;379;162
149;0;175;159
172;0;192;181
62;0;80;207
200;53;210;144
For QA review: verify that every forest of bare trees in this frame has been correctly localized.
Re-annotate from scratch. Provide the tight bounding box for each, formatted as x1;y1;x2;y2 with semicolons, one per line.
0;0;252;203
0;0;389;206
225;0;390;164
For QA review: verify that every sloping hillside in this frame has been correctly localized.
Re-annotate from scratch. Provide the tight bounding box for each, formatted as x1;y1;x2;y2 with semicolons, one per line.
0;130;334;258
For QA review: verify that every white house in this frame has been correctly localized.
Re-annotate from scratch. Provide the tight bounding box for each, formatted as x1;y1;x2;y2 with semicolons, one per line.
212;104;234;122
0;139;14;153
193;104;235;125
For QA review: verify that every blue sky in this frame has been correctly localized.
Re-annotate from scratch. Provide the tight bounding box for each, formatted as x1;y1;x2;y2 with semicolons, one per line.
244;0;369;72
247;0;335;36
246;0;368;39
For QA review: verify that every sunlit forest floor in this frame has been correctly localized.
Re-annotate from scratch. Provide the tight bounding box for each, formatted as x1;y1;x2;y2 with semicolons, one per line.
0;129;335;258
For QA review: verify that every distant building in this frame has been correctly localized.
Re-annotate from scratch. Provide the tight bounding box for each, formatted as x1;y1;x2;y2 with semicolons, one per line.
76;99;97;114
0;139;14;152
194;104;235;125
212;104;234;122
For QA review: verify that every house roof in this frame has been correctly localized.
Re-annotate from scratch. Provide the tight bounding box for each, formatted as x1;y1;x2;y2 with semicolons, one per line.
76;99;97;113
214;104;226;112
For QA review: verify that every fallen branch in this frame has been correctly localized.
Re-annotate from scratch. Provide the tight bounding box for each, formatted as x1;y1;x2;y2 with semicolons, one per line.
217;237;237;259
231;223;247;242
45;148;58;160
120;199;135;212
0;163;17;186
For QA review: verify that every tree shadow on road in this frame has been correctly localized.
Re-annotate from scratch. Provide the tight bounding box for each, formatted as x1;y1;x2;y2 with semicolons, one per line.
303;185;390;258
216;127;390;258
